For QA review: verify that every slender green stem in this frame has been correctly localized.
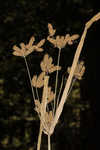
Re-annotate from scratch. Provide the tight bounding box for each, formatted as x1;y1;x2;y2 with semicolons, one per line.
24;56;35;100
53;48;61;115
48;134;51;150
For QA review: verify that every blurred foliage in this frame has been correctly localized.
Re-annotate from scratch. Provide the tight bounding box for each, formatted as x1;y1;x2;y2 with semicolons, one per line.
0;0;99;150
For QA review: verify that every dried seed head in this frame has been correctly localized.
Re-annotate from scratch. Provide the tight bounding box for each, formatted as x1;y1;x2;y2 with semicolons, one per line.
67;61;85;80
31;72;45;88
48;23;56;37
12;37;45;57
40;54;61;73
47;87;55;103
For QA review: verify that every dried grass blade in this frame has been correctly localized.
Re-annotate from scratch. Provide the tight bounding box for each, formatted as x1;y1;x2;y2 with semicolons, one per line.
49;12;100;135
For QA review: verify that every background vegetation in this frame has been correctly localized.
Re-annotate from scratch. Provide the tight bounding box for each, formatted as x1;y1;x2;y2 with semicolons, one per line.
0;0;100;150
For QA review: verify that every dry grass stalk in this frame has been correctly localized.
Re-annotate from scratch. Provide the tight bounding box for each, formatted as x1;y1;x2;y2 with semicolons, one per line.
49;12;100;135
67;61;85;80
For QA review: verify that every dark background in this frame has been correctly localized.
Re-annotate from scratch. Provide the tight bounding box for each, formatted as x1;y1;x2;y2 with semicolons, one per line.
0;0;100;150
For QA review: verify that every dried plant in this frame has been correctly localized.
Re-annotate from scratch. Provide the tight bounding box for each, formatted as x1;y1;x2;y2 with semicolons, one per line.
12;12;100;150
13;36;45;57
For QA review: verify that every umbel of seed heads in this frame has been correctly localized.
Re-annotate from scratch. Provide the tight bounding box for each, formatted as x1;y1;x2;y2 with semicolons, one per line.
67;61;85;80
12;36;45;57
31;54;61;88
47;23;79;49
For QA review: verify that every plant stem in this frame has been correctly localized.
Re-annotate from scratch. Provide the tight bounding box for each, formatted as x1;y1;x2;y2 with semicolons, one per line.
53;48;61;115
36;87;40;101
49;27;88;135
48;134;51;150
37;122;43;150
24;57;35;100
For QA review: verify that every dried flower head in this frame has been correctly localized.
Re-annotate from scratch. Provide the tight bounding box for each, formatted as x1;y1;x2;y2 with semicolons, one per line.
12;36;45;57
32;72;45;88
45;111;53;128
47;87;55;103
47;33;79;49
40;54;61;74
48;23;56;37
34;99;41;114
67;61;85;80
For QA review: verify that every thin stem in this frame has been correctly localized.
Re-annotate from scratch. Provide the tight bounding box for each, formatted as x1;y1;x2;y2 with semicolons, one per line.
49;27;88;135
67;78;76;97
48;134;51;150
53;48;61;115
37;123;43;150
24;57;35;100
36;87;40;101
56;74;64;108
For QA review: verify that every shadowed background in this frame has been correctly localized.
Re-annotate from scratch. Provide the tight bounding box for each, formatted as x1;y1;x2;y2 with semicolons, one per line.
0;0;100;150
